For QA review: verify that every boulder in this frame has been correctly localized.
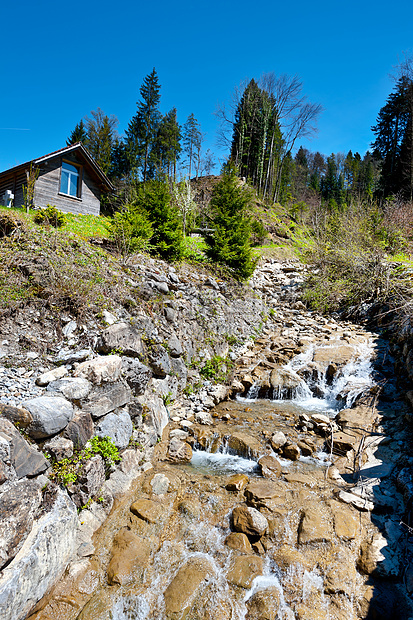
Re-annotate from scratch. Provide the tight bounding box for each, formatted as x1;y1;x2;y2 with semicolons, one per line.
313;344;355;366
164;556;214;614
121;358;152;395
226;473;249;492
0;403;33;428
21;396;74;439
270;431;287;451
226;555;264;589
167;333;183;357
282;443;301;461
107;527;151;585
71;455;106;509
245;587;280;620
0;488;78;620
357;532;400;578
95;409;133;450
130;498;163;523
232;505;268;537
43;436;74;462
225;532;253;554
168;436;193;462
47;377;92;400
136;392;168;436
54;348;92;365
270;367;302;396
298;505;332;544
74;355;122;384
97;322;145;358
35;366;68;387
227;432;262;459
244;481;286;508
82;382;132;419
0;479;42;569
147;345;171;377
63;410;94;449
0;418;48;479
258;455;282;479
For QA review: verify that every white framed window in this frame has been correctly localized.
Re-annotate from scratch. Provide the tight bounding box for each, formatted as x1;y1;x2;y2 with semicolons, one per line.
60;161;81;197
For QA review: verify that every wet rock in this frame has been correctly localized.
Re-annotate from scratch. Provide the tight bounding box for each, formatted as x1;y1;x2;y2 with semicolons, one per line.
270;367;302;396
164;556;214;614
168;436;193;462
324;555;357;595
107;527;151;585
121;358;152;395
226;555;264;588
21;396;74;439
357;532;400;578
272;544;312;572
130;498;164;523
282;442;301;461
298;505;332;544
82;382;132;419
245;587;280;620
244;480;286;509
335;405;376;432
296;439;315;456
224;532;253;554
74;355;122;384
97;322;145;358
43;436;74;461
227;432;262;459
327;431;358;455
95;408;133;450
0;418;48;479
35;366;68;387
270;431;287;451
195;410;213;425
178;498;201;519
0;487;78;620
337;489;374;512
63;410;94;449
47;377;92;400
258;455;282;479
0;478;42;569
0;403;33;428
232;505;268;536
313;344;355;365
226;473;249;492
330;501;358;540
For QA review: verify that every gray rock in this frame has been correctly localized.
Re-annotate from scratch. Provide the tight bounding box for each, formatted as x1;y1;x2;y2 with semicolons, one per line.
97;322;145;358
82;382;132;419
122;358;152;395
147;344;171;377
95;408;133;449
0;418;48;479
22;396;74;439
136;391;169;436
43;436;74;461
35;366;68;387
170;357;188;392
150;279;169;294
0;479;42;569
0;403;33;428
71;455;106;508
63;410;94;449
0;487;78;620
168;436;193;462
47;377;92;400
54;348;92;365
168;334;183;357
164;307;176;323
74;355;122;384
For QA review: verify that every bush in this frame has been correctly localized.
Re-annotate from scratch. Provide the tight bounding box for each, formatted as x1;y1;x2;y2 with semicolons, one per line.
34;205;66;228
107;205;153;261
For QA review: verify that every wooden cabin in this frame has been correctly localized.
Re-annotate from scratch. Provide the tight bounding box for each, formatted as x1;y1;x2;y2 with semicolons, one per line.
0;143;115;215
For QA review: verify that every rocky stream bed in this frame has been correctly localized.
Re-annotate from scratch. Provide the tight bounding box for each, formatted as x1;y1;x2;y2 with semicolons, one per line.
1;257;413;619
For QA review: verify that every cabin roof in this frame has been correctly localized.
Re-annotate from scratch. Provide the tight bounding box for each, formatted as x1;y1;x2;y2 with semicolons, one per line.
0;143;116;192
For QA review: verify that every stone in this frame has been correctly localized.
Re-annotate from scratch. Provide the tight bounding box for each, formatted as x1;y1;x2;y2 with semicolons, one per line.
136;392;169;436
0;418;48;479
226;473;249;492
327;431;358;455
245;587;280;620
97;322;145;358
55;348;92;365
232;505;268;536
149;473;170;495
0;403;33;428
22;396;74;439
74;355;122;384
121;358;152;395
130;498;163;523
170;357;188;392
313;344;355;365
227;432;262;459
324;556;358;596
297;438;315;456
107;528;151;585
147;344;171;377
338;489;374;512
195;410;213;425
224;532;253;554
282;442;301;461
167;333;183;357
0;479;42;569
164;556;214;614
35;366;68;387
226;555;264;589
63;410;94;449
298;505;332;544
357;533;400;578
270;431;287;450
168;436;193;462
258;455;282;479
82;382;132;419
270;367;302;395
95;408;133;450
47;377;92;400
335;405;376;431
102;310;117;325
43;436;74;461
0;487;78;620
71;455;106;509
244;481;286;508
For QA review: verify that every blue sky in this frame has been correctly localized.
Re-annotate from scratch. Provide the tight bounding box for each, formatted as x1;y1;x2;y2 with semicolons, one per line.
1;0;412;173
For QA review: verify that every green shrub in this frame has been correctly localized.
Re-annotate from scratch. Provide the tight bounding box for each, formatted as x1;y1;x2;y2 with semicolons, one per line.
107;205;153;261
34;205;66;228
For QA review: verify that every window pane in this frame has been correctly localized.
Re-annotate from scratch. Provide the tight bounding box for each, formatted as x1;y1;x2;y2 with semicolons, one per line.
69;174;78;197
62;161;78;175
60;170;69;194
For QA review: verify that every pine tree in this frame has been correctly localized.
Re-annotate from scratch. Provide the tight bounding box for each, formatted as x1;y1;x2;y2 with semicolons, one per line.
66;120;87;146
84;108;118;174
205;165;257;280
182;114;202;179
152;108;181;180
125;68;161;181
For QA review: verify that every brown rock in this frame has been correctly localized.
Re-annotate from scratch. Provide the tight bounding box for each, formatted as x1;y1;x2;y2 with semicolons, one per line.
245;587;280;620
226;473;249;492
326;431;358;455
164;556;214;613
272;544;312;571
130;498;163;523
107;527;151;585
258;455;281;479
313;344;355;365
226;555;264;588
63;410;94;449
324;556;357;595
168;436;193;462
227;432;262;459
282;442;301;461
297;439;315;456
232;505;268;536
0;403;33;428
225;532;253;554
244;481;286;508
298;505;332;544
330;502;358;540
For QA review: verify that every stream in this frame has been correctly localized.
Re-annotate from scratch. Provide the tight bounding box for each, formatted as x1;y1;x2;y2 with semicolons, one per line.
32;323;413;620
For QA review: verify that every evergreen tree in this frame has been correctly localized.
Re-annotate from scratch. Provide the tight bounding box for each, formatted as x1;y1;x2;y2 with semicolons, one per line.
66;120;87;146
152;108;181;180
182;113;202;179
205;165;257;280
125;68;161;181
84;108;118;174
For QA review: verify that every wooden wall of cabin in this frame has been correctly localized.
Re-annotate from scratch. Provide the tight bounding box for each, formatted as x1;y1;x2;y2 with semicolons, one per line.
34;153;101;215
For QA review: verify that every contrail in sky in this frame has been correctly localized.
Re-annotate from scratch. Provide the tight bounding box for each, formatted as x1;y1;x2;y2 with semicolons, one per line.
0;127;30;131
